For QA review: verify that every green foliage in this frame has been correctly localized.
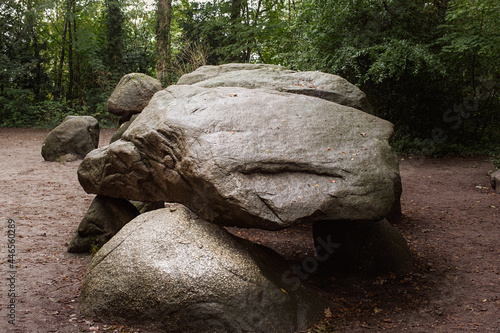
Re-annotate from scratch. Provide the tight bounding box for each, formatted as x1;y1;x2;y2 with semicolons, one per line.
176;0;289;64
492;155;500;170
438;0;500;143
34;100;76;128
0;0;157;128
0;88;38;127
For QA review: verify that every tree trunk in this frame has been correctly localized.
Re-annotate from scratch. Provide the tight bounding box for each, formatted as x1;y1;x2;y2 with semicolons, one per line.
156;0;172;85
106;0;124;76
27;0;42;102
67;17;74;102
73;0;82;105
229;0;242;62
56;21;67;100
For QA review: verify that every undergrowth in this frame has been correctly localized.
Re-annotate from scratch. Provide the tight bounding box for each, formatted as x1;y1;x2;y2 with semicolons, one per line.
391;130;500;163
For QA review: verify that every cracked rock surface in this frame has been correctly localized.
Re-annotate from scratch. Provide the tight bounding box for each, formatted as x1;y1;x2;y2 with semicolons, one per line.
80;206;329;332
78;84;400;230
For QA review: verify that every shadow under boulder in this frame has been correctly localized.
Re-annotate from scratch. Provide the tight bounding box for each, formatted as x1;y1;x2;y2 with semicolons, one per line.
68;195;140;253
80;206;330;332
313;219;412;276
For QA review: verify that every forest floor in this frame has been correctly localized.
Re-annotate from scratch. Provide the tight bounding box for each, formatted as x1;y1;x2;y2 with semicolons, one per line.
0;127;499;333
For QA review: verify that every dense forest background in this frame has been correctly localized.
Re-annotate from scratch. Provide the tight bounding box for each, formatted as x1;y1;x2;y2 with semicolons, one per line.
1;0;499;156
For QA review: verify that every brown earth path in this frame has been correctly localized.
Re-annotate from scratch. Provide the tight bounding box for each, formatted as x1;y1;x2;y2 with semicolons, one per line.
0;127;498;332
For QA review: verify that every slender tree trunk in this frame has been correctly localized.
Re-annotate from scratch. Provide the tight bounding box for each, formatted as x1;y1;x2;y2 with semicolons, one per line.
73;1;82;105
56;21;67;100
106;0;124;76
231;0;242;21
67;17;74;102
156;0;172;85
27;0;42;101
229;0;242;62
32;33;42;101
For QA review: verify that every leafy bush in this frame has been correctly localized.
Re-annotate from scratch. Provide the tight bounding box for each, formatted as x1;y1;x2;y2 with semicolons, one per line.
492;155;500;170
0;88;39;127
33;101;75;128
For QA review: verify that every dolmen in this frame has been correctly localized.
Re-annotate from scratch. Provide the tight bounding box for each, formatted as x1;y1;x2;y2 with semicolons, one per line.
76;64;411;332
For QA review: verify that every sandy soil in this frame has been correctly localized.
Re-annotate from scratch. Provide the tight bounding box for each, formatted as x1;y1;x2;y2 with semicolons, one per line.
0;127;498;332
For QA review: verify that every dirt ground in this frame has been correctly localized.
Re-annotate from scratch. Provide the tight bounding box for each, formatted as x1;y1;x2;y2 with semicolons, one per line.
0;127;498;333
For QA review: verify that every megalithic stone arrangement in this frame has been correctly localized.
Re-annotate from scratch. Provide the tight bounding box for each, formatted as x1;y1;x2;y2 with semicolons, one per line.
76;64;411;332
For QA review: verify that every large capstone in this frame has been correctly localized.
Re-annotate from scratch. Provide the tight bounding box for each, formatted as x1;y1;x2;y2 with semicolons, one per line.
41;116;99;162
78;85;401;230
177;63;373;113
80;206;329;332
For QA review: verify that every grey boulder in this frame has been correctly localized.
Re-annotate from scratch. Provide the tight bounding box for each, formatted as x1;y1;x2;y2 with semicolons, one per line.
107;73;162;119
67;195;140;253
80;206;329;333
41;116;99;162
78;85;401;230
177;63;373;113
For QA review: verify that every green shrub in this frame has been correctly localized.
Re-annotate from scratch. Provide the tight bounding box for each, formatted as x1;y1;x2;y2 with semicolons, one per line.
492;155;500;170
0;88;38;127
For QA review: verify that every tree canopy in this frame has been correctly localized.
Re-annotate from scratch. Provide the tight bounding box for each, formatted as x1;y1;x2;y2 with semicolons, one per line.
0;0;498;155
